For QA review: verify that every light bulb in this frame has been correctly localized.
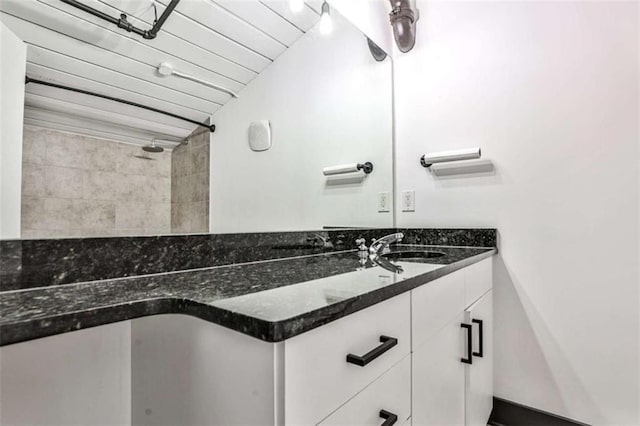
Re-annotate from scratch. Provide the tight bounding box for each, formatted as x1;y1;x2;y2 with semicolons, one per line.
289;0;304;13
319;2;332;35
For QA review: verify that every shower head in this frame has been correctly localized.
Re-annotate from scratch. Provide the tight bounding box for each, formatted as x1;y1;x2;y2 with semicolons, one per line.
142;140;164;153
143;145;164;153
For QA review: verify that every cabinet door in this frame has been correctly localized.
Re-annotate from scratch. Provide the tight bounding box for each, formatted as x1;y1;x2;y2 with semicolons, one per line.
465;290;493;426
412;313;466;426
464;258;493;308
132;315;277;426
412;268;465;350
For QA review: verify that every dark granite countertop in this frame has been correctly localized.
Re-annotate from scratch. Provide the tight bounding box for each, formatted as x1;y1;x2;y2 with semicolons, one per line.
0;244;496;346
1;228;497;291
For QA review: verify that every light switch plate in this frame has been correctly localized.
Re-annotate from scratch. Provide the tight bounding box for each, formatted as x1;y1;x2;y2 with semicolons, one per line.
378;192;390;212
402;190;415;212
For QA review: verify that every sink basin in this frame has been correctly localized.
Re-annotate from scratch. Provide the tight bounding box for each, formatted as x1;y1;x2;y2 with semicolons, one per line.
381;250;446;261
272;244;322;250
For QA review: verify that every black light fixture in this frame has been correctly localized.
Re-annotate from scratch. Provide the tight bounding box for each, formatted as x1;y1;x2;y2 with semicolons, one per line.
388;0;419;53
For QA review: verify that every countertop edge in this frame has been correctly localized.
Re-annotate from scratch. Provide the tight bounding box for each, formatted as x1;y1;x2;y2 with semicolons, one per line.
0;248;497;346
264;247;498;342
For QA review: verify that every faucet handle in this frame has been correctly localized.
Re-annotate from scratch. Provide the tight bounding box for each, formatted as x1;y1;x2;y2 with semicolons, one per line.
355;238;367;251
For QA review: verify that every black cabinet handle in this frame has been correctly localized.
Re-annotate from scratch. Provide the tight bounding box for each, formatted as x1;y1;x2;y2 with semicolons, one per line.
472;319;483;358
346;335;398;367
379;409;398;426
461;323;472;364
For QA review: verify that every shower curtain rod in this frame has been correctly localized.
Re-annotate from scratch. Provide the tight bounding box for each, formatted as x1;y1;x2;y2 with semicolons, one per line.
25;76;216;133
59;0;180;40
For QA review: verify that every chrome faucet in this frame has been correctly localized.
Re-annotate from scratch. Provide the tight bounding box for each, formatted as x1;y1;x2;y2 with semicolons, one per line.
371;253;404;274
356;238;368;252
369;232;404;256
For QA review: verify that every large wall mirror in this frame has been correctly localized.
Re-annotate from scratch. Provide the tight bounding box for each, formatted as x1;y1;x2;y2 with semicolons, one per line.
1;0;393;238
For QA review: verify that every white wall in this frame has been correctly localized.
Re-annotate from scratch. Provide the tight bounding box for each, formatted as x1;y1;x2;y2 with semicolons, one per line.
0;322;131;425
393;1;639;424
0;22;26;239
329;0;393;55
210;10;393;233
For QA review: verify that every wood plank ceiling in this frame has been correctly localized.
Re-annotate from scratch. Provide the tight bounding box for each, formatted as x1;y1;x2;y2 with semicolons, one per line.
0;0;321;147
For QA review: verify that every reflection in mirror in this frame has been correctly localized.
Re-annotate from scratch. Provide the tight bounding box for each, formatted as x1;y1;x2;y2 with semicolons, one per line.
6;1;392;239
210;7;393;233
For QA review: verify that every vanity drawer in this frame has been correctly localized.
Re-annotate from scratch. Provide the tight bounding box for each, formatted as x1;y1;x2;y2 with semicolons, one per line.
412;269;465;351
284;293;411;426
318;355;411;426
464;258;493;308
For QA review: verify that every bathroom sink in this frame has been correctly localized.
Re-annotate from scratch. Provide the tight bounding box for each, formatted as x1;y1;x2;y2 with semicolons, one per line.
381;250;446;261
272;244;324;250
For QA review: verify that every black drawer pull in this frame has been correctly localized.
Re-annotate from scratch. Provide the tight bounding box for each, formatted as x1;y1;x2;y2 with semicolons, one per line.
461;323;472;364
472;319;483;358
346;335;398;367
379;409;398;426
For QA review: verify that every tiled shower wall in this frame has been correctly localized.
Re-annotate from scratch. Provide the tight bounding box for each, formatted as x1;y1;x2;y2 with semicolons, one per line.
170;128;210;233
21;126;172;238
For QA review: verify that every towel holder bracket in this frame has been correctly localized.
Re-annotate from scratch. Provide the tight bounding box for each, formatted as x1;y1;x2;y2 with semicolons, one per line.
358;162;374;174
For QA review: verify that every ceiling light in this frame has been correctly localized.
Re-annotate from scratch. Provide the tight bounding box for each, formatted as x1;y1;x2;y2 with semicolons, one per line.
319;1;333;35
289;0;304;13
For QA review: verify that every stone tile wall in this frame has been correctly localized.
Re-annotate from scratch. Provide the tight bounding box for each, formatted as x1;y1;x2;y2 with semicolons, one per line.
170;128;210;233
21;126;172;238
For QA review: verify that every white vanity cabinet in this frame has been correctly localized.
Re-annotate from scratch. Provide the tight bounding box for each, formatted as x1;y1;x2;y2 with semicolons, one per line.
412;258;494;426
132;258;493;426
132;292;412;426
1;257;493;426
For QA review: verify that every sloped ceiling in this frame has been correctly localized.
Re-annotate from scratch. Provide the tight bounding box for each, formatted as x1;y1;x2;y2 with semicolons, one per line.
0;0;322;148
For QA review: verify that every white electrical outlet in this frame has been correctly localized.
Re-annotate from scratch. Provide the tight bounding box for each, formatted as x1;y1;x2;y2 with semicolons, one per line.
378;192;390;212
402;190;415;212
